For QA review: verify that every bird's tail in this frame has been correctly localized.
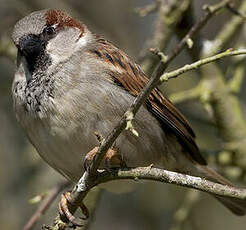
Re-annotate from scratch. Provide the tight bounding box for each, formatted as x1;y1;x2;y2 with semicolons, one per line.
198;165;246;216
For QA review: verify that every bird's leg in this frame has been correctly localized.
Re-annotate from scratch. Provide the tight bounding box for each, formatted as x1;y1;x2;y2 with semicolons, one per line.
58;147;126;227
84;146;127;171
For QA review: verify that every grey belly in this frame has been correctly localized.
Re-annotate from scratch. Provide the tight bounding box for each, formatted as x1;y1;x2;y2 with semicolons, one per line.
21;81;181;182
25;104;178;182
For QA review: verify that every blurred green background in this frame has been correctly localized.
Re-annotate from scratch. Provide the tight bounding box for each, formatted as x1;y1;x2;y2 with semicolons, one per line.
0;0;246;229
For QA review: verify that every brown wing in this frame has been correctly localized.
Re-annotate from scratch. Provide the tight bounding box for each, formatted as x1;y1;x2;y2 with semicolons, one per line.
90;36;206;165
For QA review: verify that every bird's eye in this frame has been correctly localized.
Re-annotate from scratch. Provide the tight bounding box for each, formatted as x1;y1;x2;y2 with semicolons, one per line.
43;26;55;35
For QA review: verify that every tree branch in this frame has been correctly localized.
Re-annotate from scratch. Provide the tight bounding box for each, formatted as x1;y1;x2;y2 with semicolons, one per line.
95;167;246;200
51;166;246;230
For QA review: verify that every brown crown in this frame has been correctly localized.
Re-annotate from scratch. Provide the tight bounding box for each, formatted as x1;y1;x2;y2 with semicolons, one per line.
45;9;85;37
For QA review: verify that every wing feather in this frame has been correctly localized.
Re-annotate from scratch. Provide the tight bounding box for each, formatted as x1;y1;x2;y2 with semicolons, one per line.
90;37;207;165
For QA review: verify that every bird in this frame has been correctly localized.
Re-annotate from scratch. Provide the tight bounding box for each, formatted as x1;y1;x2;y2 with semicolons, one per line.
12;9;246;221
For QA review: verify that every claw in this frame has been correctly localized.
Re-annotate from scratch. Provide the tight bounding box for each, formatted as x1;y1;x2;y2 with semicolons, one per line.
59;192;88;228
84;147;99;171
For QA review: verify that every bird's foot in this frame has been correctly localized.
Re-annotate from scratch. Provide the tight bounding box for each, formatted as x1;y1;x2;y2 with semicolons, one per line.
84;147;126;171
58;191;89;228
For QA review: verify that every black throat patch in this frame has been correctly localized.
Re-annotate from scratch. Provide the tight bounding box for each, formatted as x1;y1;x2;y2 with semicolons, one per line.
18;26;55;75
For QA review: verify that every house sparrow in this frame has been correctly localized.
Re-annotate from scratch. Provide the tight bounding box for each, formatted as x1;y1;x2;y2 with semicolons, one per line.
12;9;246;216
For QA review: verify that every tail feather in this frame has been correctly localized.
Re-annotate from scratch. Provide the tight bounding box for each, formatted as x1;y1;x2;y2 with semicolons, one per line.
199;166;246;216
215;196;246;216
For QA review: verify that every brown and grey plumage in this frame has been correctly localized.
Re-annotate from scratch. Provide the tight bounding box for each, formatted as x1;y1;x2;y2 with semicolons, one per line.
12;9;246;216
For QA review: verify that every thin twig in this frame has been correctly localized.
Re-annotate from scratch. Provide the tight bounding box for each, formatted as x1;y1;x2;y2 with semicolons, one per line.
226;2;246;18
203;0;246;57
165;49;246;104
160;0;232;68
23;180;70;230
160;49;246;82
